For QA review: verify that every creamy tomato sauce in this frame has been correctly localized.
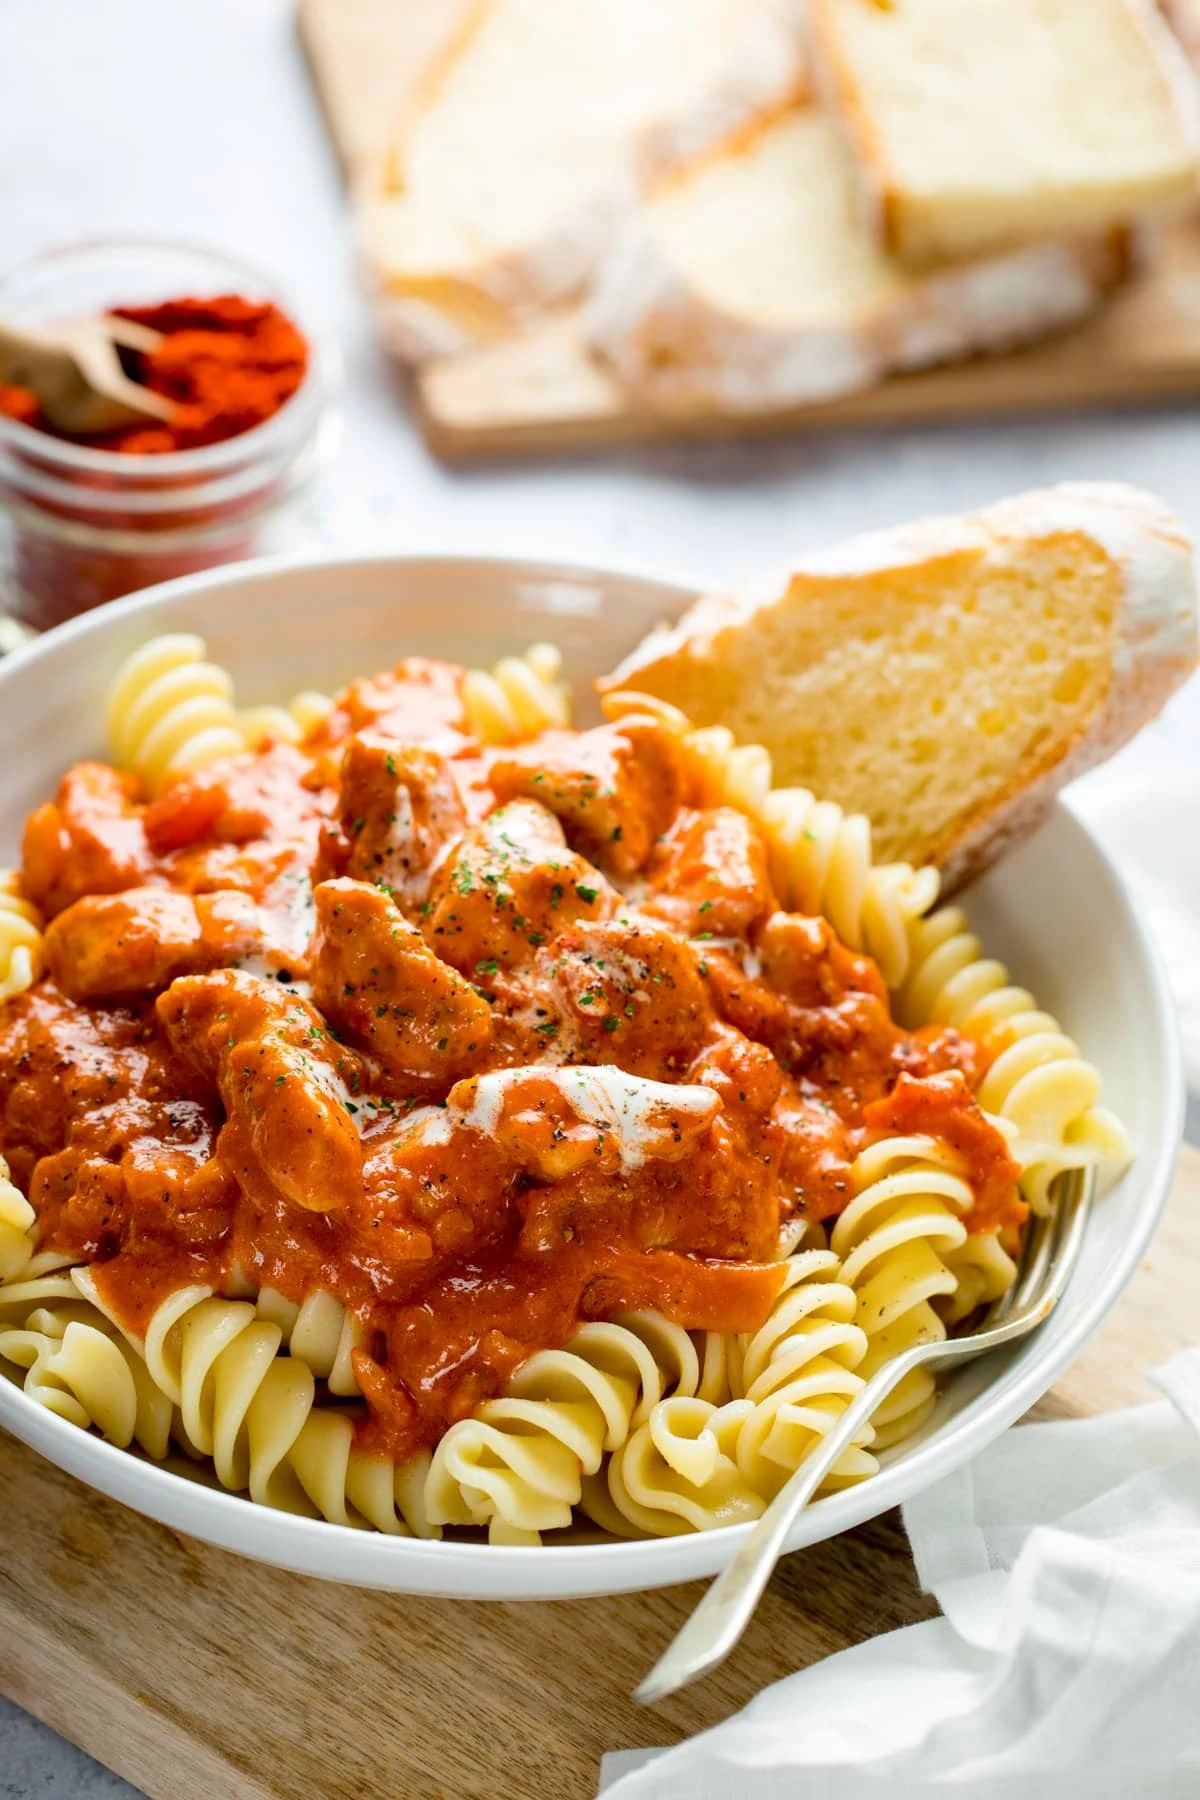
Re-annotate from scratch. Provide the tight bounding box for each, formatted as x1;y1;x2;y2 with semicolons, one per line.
0;660;1022;1463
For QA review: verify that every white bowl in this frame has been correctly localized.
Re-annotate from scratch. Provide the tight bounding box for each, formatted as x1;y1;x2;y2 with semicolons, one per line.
0;555;1183;1599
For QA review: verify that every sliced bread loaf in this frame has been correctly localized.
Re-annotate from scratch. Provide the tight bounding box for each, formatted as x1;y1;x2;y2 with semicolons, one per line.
585;105;1132;411
808;0;1200;269
599;484;1198;887
361;0;808;363
1163;0;1200;69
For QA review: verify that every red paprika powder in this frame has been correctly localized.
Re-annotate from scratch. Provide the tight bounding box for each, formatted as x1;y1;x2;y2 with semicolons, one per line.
0;294;308;452
0;281;325;631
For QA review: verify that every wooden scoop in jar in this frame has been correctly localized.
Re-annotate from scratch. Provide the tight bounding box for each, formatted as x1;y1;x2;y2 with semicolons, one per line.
0;313;176;436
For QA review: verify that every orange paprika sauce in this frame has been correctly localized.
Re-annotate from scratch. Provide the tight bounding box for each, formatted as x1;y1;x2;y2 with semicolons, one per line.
0;663;1022;1464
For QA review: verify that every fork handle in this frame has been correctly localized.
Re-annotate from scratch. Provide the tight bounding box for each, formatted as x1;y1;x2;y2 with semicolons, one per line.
634;1346;919;1705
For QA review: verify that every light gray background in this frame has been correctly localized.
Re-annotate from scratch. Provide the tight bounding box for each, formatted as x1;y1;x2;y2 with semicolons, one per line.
1;1;1199;1794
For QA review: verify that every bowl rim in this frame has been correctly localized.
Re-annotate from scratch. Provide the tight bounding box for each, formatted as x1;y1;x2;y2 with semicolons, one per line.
0;549;1183;1599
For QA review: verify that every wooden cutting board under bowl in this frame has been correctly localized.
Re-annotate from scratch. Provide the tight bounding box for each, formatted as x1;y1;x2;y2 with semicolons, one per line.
2;1141;1196;1800
298;0;1200;462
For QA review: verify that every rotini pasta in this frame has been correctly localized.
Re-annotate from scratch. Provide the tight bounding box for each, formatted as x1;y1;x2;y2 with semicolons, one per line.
106;633;248;794
731;1248;879;1494
581;1396;762;1538
254;1286;363;1397
0;1155;36;1282
287;689;335;737
105;635;338;792
0;871;44;1005
0;635;1130;1553
237;691;336;749
829;1137;975;1448
582;1250;879;1537
461;643;571;745
426;1313;731;1543
896;904;1131;1211
68;1273;436;1536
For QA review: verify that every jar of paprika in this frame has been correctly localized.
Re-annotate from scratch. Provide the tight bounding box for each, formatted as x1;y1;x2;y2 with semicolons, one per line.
0;239;338;631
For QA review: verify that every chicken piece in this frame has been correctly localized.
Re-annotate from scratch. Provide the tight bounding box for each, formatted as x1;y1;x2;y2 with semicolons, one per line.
21;763;150;917
312;658;470;754
157;969;363;1212
360;1103;518;1270
311;878;492;1085
47;889;203;1001
45;885;310;1002
332;736;466;911
445;1064;721;1184
756;912;887;1009
532;915;714;1078
707;912;893;1082
144;743;321;854
424;800;616;975
641;806;776;939
488;718;685;877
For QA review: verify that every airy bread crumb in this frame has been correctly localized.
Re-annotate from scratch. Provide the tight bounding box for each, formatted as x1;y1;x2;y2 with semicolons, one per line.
601;484;1199;888
809;0;1200;268
586;105;1131;410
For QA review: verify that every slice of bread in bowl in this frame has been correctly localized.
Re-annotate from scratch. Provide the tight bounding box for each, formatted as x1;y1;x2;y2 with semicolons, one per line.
600;483;1198;889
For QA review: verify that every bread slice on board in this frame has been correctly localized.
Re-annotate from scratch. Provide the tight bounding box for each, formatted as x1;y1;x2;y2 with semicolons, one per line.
1163;0;1200;70
808;0;1200;270
600;484;1199;888
585;105;1133;412
360;0;808;363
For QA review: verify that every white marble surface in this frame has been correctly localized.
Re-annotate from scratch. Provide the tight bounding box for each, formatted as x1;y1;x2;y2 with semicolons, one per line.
2;0;1200;1794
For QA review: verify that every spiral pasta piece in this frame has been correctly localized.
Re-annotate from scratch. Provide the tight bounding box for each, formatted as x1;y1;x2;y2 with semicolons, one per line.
896;904;1130;1210
287;689;334;737
255;1286;363;1397
0;1155;36;1282
0;871;45;1005
106;633;247;794
600;693;940;990
580;1395;762;1538
829;1137;973;1449
940;1229;1020;1327
64;1274;435;1536
426;1312;729;1543
461;643;571;745
236;690;337;749
235;705;304;750
578;1252;879;1538
0;1260;174;1453
732;1249;878;1497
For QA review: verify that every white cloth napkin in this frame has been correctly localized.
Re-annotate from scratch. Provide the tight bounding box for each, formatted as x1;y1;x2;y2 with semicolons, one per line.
599;1349;1200;1799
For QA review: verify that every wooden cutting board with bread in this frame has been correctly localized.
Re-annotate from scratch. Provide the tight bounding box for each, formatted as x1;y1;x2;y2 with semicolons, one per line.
300;0;1200;459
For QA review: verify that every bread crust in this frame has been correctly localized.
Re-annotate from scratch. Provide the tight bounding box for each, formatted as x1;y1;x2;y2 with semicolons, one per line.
585;139;1132;411
601;484;1199;890
361;0;810;364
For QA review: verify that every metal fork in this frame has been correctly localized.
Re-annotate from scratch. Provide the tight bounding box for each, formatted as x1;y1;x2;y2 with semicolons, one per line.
635;1162;1095;1704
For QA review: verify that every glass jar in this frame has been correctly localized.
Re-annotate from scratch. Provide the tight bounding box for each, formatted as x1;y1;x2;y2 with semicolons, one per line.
0;239;339;630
